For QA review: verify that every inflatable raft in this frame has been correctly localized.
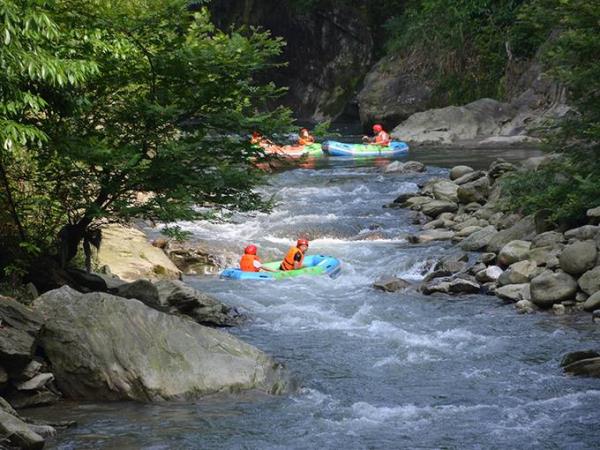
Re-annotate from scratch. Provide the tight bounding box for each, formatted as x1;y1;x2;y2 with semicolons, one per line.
220;254;341;280
263;143;323;158
322;140;409;157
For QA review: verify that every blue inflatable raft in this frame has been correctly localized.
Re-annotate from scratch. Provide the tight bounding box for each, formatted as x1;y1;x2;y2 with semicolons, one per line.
220;254;341;281
322;140;409;157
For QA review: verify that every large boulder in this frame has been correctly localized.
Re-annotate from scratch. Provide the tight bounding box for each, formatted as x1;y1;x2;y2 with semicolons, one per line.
530;271;578;307
459;226;498;251
485;216;536;253
497;260;539;286
531;231;564;248
449;165;474;181
497;240;532;267
578;266;600;296
429;180;459;202
559;241;597;275
97;224;181;281
421;200;458;217
564;225;599;241
390;98;515;145
33;287;289;401
0;408;45;449
496;283;531;302
583;291;600;312
457;176;490;204
373;276;411;293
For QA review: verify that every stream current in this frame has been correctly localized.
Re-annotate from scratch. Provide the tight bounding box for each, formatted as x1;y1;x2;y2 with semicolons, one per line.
34;148;600;449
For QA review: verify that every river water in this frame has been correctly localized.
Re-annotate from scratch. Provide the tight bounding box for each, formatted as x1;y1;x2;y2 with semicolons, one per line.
32;148;600;449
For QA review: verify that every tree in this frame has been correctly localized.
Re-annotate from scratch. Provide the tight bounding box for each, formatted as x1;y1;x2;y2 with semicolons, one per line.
1;0;292;278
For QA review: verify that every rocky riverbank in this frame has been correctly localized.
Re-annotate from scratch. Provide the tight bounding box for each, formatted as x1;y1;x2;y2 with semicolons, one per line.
380;154;600;377
0;225;291;448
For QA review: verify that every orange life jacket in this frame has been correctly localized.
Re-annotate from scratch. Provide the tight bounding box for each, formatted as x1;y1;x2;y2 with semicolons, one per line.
298;136;315;146
240;254;260;272
374;131;390;146
280;246;304;271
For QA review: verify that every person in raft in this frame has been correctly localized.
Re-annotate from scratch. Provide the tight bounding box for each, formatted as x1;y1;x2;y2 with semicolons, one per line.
297;127;315;146
279;239;309;271
362;124;390;146
250;131;273;148
239;245;277;273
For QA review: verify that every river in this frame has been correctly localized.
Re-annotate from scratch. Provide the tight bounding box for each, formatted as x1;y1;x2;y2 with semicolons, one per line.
31;147;600;449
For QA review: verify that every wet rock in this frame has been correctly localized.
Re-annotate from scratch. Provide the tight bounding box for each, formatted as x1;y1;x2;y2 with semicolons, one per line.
459;226;498;251
390;192;419;206
552;304;567;315
583;291;600;312
475;266;503;283
559;240;597;275
497;240;532;267
564;225;599;241
578;266;600;295
421;278;480;295
373;276;411;293
561;350;600;367
531;231;565;248
497;260;539;286
33;287;290;401
594;311;600;323
496;283;531;302
165;241;226;275
421;200;458;217
530;271;578;307
515;299;538;314
562;357;600;378
0;408;45;449
449;165;474;181
383;160;425;173
408;230;455;243
405;196;434;210
485;215;536;253
457;176;490;204
408;211;429;225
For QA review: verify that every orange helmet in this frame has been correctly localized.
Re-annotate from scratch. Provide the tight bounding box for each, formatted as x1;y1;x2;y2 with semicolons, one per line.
251;131;261;138
300;127;309;133
297;239;309;247
244;245;257;255
373;124;383;133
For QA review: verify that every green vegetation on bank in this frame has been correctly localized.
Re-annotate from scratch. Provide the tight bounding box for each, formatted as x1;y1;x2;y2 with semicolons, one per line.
0;0;292;283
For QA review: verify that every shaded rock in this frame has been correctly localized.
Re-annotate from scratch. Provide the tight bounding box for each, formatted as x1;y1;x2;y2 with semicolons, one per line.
532;231;565;248
33;287;289;401
5;389;60;409
559;240;597;275
405;196;434;210
454;170;486;186
15;373;54;391
594;310;600;323
0;409;45;449
561;350;600;367
478;253;497;264
422;278;480;295
515;299;538;314
562;357;600;378
475;266;503;283
434;253;468;274
457;176;490;204
583;291;600;312
373;276;411;293
497;240;532;267
587;206;600;224
64;268;108;292
552;304;567;315
449;165;474;181
463;202;481;213
423;270;453;283
496;283;531;302
485;215;536;253
578;266;600;295
0;297;44;374
390;191;419;206
421;200;458;217
530;271;578;307
497;260;539;286
459;226;498;251
564;225;599;241
114;279;163;311
488;159;516;179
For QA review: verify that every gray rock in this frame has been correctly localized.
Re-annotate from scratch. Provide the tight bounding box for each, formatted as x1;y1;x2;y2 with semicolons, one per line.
421;200;459;217
15;373;54;391
454;170;486;186
583;291;600;312
5;389;60;409
457;176;490;204
594;311;600;323
496;283;531;302
578;266;600;295
456;226;483;237
373;276;411;293
459;225;498;251
405;196;434;210
20;360;42;380
408;230;455;243
559;240;597;275
587;206;600;224
383;160;426;173
561;350;600;367
515;299;538;314
391;192;419;206
479;253;497;264
488;159;516;179
564;225;599;241
528;245;563;267
114;279;163;310
475;266;503;283
463;202;481;213
0;409;45;449
0;296;44;374
422;278;480;295
530;271;578;307
431;180;459;202
33;287;289;401
497;240;532;266
532;231;565;248
497;260;539;286
450;165;474;181
485;216;536;253
552;304;567;315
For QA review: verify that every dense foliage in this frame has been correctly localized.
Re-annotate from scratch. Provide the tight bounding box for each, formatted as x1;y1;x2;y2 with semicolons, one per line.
0;0;292;280
500;0;600;226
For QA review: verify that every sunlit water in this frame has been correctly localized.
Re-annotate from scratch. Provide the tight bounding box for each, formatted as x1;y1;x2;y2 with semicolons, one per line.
31;149;600;449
